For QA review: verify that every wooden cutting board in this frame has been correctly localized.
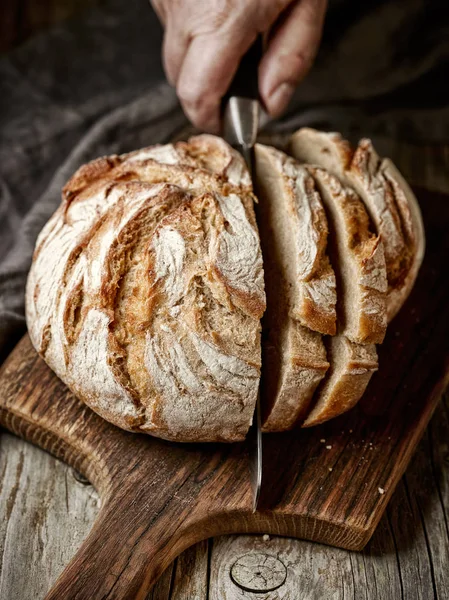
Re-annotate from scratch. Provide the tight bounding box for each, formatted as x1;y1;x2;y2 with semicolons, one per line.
1;185;448;600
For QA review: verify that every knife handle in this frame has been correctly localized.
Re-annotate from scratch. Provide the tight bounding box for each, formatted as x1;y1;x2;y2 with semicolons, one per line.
224;35;263;100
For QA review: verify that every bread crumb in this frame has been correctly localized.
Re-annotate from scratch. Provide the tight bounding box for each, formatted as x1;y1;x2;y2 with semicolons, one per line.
326;445;332;450
320;439;326;443
262;534;270;542
378;487;385;494
328;467;333;472
349;429;353;433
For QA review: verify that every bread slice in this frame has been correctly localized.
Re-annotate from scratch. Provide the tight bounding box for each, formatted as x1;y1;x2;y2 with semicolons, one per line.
255;144;337;335
260;264;329;432
307;167;388;344
290;128;424;320
379;158;425;319
253;144;331;431
26;136;266;443
303;335;378;427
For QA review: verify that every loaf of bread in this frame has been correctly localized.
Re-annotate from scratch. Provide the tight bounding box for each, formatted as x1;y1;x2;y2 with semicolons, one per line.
26;130;424;441
254;144;385;432
26;135;266;442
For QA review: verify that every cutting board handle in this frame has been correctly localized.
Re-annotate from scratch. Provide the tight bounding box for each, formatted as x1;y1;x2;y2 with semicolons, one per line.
0;335;256;599
45;491;189;599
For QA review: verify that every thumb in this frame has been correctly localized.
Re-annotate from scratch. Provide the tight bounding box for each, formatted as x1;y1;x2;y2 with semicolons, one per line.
259;0;328;118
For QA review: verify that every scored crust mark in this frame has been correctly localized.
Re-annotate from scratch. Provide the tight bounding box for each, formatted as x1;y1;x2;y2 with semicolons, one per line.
209;192;265;320
66;134;252;203
26;181;121;359
255;144;337;336
290;128;424;321
302;335;378;427
308;167;388;345
175;134;252;189
139;192;261;442
26;135;265;442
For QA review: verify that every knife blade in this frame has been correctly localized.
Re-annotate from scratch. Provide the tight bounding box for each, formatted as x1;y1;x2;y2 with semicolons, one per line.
222;36;263;512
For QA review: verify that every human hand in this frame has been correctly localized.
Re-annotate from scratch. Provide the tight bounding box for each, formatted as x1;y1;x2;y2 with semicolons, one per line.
151;0;328;132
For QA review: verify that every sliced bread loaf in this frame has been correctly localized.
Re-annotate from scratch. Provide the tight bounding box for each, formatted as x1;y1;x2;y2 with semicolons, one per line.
255;144;337;335
26;136;266;442
307;167;388;344
254;145;331;431
290;128;424;320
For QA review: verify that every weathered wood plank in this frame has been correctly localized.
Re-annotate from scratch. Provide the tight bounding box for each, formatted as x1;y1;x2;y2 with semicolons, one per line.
170;540;209;600
0;328;447;600
0;432;180;600
207;394;449;600
146;560;174;600
0;432;99;600
209;534;356;600
0;284;448;598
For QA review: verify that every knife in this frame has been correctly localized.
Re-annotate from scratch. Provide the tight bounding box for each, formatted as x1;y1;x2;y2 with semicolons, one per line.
222;36;263;512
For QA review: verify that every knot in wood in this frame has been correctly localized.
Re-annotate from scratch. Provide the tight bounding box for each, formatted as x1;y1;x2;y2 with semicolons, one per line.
72;470;90;485
230;552;287;592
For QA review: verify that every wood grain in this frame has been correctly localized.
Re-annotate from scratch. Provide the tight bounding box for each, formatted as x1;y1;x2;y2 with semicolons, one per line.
2;394;448;599
0;184;448;598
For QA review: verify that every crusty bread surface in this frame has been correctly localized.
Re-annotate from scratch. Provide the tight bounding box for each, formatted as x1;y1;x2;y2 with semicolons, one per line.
255;144;337;335
303;335;378;427
308;166;388;345
290;128;424;320
254;144;332;431
26;135;266;442
26;131;424;440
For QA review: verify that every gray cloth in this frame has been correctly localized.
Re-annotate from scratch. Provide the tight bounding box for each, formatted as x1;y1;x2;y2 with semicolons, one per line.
1;0;448;361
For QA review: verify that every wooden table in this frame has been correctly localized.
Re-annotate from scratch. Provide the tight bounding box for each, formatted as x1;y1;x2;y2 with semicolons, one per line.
1;2;448;598
1;392;448;599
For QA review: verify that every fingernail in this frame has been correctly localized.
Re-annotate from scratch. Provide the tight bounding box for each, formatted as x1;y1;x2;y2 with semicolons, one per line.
267;83;295;117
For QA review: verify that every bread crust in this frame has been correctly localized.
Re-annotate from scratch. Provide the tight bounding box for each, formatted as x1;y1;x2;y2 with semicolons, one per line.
255;144;337;335
261;322;329;432
254;144;333;432
379;158;425;319
26;131;422;439
290;128;425;321
308;167;388;345
26;136;266;443
302;336;378;427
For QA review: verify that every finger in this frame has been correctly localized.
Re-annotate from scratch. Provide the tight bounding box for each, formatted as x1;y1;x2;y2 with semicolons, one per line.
162;20;191;86
150;0;166;24
176;32;256;132
259;0;328;117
